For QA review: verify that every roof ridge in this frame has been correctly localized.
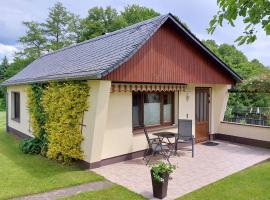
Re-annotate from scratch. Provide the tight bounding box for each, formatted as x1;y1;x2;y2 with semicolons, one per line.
40;14;169;59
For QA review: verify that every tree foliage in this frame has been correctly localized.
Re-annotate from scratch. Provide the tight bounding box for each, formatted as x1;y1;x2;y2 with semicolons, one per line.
19;22;46;58
80;6;127;41
0;56;8;80
203;39;270;108
208;0;270;45
42;2;77;50
121;4;160;25
0;56;9;103
79;5;160;41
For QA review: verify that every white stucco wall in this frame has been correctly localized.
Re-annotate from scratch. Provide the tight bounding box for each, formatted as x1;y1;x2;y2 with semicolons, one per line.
7;85;32;137
218;122;270;141
101;83;231;160
211;84;231;134
81;80;111;163
101;91;178;159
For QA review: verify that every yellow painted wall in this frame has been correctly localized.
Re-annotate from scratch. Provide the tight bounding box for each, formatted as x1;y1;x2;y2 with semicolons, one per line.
218;122;270;141
7;85;32;137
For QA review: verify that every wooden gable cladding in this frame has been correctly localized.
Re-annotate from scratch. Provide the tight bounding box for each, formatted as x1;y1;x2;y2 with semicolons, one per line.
103;21;235;84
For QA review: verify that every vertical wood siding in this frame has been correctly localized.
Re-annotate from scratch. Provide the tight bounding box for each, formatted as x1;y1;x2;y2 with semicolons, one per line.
104;22;235;84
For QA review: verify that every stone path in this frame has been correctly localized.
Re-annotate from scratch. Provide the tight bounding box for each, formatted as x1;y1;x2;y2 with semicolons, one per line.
12;180;113;200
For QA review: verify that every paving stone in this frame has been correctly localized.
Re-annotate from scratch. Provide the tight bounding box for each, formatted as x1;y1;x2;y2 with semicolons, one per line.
12;181;113;200
93;140;270;200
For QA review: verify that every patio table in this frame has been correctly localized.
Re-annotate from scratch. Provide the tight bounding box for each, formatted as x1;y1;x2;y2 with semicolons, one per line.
153;132;177;150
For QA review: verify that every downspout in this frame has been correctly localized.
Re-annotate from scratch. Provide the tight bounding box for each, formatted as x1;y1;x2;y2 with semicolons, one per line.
178;90;180;121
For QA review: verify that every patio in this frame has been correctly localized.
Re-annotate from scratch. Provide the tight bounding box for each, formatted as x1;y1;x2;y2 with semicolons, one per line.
93;140;270;199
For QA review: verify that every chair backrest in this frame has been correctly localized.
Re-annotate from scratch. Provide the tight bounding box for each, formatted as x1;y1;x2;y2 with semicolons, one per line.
143;127;152;148
178;119;192;139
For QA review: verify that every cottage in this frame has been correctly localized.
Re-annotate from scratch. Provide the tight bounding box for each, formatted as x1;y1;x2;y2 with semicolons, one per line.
2;14;242;168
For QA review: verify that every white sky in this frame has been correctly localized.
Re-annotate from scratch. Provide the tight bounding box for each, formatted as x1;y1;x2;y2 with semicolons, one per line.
0;0;269;66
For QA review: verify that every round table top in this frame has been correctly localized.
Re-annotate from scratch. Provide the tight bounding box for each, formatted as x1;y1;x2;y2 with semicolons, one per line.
153;132;177;138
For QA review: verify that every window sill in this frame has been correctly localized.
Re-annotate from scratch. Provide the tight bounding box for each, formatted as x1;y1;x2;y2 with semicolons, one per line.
11;118;20;123
133;125;177;135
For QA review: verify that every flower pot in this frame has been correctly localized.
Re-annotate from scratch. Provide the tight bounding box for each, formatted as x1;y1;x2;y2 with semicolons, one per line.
151;170;169;199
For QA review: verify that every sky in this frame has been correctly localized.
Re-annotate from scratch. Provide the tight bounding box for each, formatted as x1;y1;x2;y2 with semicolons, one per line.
0;0;269;66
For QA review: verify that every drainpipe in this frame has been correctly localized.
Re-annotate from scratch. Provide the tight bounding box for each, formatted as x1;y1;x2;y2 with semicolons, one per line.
178;90;180;121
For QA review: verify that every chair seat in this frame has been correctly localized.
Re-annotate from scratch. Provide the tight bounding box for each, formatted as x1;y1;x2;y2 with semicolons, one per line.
154;144;170;152
176;136;193;142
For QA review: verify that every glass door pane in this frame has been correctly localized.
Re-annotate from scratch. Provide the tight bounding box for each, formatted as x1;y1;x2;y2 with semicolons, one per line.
132;93;141;127
163;93;172;123
144;93;160;126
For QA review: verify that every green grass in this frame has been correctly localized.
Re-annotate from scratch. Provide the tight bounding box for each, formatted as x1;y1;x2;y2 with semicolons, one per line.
0;111;5;128
62;185;146;200
0;111;104;199
178;161;270;200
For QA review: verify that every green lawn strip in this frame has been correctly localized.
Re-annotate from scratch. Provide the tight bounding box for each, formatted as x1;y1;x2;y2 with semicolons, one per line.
61;185;146;200
178;161;270;200
0;111;5;128
0;111;104;199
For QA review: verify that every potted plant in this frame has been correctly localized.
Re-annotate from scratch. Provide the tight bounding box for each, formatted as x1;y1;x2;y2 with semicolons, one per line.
150;161;176;199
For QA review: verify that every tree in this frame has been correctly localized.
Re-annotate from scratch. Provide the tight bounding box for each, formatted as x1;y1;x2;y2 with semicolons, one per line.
121;5;160;25
203;40;265;79
79;4;160;42
208;0;270;45
203;39;270;109
80;6;127;41
18;21;47;58
68;14;82;43
244;70;270;93
0;56;9;101
42;2;75;50
0;56;9;80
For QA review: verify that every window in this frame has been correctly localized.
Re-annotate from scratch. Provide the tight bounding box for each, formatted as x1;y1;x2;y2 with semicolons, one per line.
132;92;174;129
11;92;20;121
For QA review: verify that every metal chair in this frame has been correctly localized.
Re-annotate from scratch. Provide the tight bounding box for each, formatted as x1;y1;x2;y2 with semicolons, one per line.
143;127;171;164
175;119;195;157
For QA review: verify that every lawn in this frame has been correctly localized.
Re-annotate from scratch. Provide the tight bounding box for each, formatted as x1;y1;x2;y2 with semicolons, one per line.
178;161;270;200
0;111;104;199
62;185;146;200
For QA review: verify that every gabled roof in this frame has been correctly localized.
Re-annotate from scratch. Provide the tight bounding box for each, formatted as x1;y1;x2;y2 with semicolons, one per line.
2;13;242;86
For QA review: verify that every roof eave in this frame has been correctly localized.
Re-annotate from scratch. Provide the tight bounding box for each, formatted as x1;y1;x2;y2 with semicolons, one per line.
0;73;101;86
